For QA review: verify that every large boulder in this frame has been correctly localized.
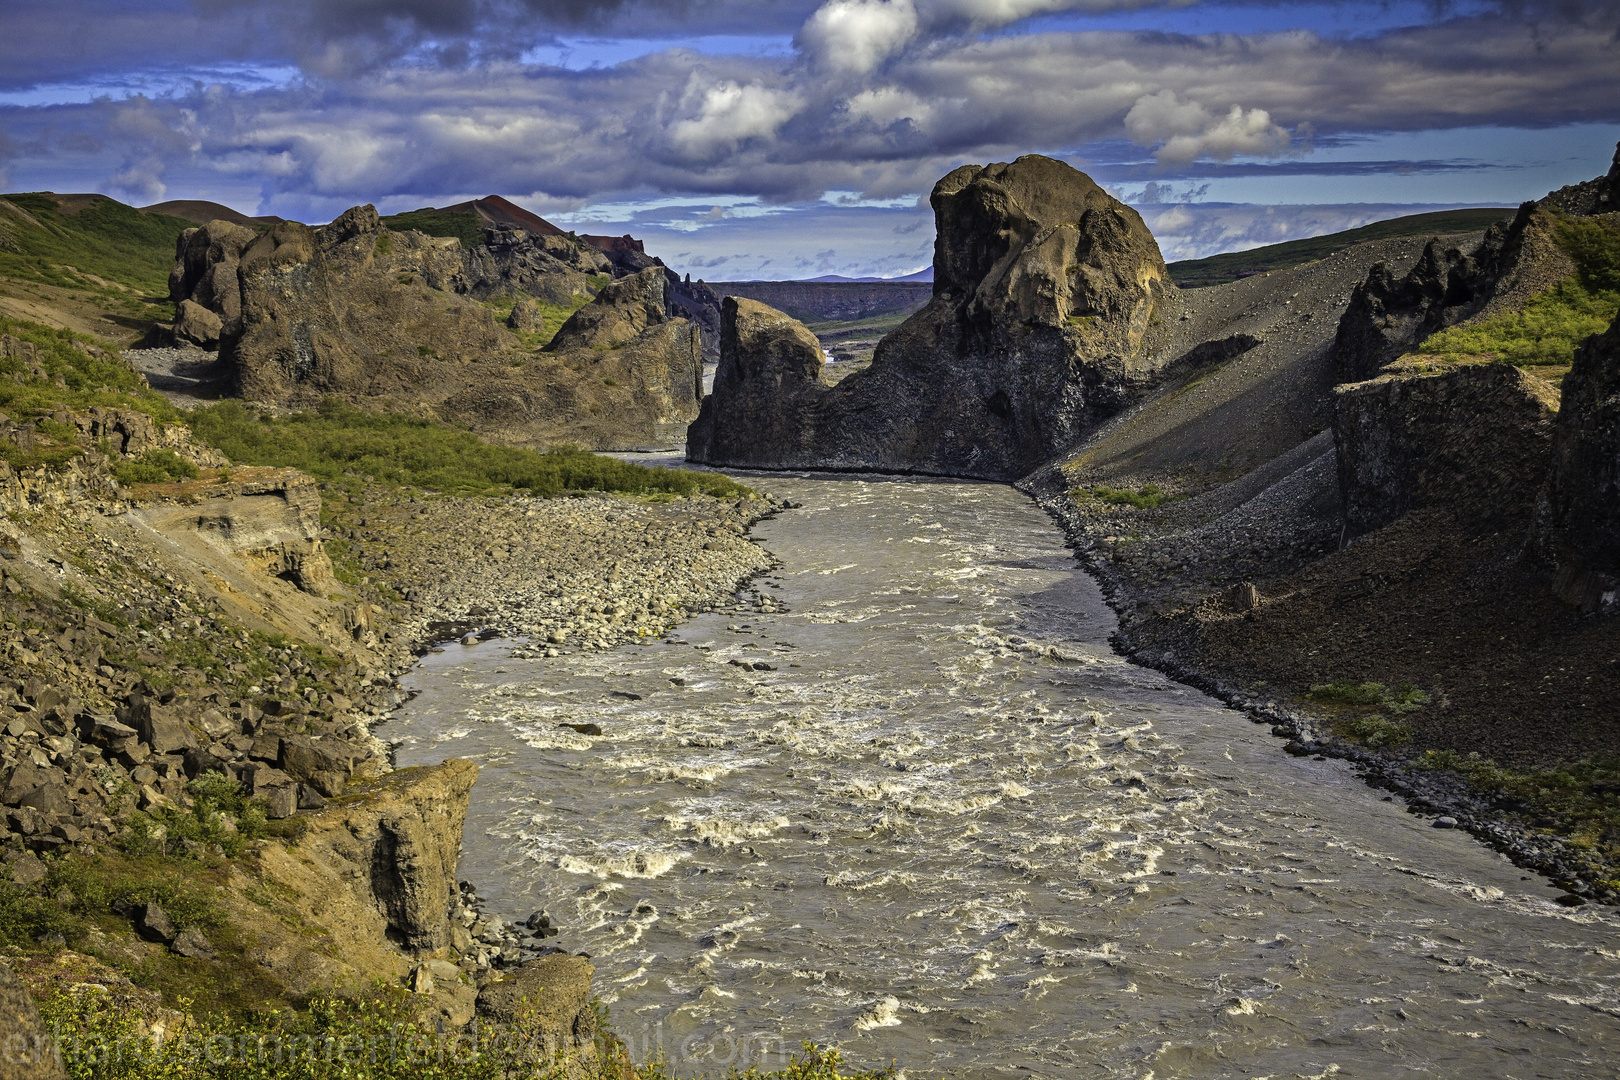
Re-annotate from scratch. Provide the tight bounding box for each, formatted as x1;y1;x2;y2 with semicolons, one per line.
0;960;65;1080
1332;356;1558;539
475;953;596;1050
1538;313;1620;613
686;155;1171;480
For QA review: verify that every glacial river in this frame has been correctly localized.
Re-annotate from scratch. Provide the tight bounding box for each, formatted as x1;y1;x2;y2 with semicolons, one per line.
391;475;1620;1078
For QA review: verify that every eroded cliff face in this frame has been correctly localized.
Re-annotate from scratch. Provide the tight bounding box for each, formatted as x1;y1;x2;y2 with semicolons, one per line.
687;155;1172;480
1539;314;1620;613
168;209;706;450
1333;356;1559;539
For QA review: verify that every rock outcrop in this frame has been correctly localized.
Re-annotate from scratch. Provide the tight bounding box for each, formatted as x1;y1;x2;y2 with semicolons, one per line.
475;953;597;1050
1539;313;1620;613
1333;356;1559;539
687;156;1172;480
166;208;706;450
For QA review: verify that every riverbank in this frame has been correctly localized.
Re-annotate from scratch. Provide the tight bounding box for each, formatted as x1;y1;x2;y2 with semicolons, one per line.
0;449;782;1049
1024;470;1620;907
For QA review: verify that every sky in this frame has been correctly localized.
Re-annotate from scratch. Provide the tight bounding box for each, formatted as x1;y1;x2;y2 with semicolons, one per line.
2;1;1617;279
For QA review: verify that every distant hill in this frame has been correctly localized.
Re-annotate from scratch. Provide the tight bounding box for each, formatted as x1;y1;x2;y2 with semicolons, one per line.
380;195;644;255
142;199;283;227
710;280;933;323
1168;207;1515;288
807;267;933;283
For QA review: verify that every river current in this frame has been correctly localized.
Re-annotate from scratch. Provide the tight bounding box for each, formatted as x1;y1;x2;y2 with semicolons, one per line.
390;475;1620;1078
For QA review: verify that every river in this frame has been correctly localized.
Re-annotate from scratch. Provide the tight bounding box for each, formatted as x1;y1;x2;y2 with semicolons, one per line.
390;474;1620;1078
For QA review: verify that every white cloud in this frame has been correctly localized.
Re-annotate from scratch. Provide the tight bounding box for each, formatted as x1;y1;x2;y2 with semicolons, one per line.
1126;89;1293;164
799;0;919;75
845;85;933;127
670;78;803;159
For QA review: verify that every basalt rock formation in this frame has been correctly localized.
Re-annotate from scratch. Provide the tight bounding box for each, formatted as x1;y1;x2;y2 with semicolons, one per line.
687;155;1172;479
166;207;704;450
1333;356;1559;539
1539;313;1620;614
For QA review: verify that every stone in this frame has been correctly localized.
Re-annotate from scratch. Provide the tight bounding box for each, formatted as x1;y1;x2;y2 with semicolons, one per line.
474;953;597;1048
1433;816;1459;829
559;722;602;736
171;927;217;959
1225;582;1260;612
294;759;478;952
688;155;1170;480
1538;312;1620;614
506;298;543;332
173;299;224;350
412;964;435;994
8;852;45;886
0;958;67;1080
279;736;351;798
136;901;177;943
297;784;328;810
129;698;198;755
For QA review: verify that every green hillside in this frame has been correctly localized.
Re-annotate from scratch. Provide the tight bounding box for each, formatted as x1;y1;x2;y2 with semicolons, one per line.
0;193;194;297
378;206;485;249
1169;207;1515;288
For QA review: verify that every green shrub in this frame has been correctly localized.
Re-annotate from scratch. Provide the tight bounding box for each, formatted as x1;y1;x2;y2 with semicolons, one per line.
187;399;752;500
1083;483;1173;509
1339;714;1412;747
1307;680;1428;712
0;318;177;422
36;986;894;1080
112;449;200;486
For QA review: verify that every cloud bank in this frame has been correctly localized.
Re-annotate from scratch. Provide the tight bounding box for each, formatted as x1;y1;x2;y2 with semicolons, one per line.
1;0;1617;269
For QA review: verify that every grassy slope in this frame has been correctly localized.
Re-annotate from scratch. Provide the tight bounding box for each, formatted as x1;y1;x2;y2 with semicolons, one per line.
1419;215;1620;375
377;206;485;249
1168;208;1515;288
187;398;751;500
0;193;192;298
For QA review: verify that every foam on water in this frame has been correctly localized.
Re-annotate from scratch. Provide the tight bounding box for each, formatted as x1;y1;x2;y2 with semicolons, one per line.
392;475;1620;1078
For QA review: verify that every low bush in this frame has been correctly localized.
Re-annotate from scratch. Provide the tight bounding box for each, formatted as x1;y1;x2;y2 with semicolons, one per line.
35;985;895;1080
1081;483;1173;509
112;448;200;486
187;399;751;500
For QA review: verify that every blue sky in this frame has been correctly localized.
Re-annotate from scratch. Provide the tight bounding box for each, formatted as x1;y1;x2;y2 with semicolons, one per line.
2;1;1616;278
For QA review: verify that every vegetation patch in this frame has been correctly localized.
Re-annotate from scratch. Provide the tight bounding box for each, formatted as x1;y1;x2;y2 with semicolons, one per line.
1306;681;1429;746
1418;750;1620;863
481;290;597;349
1076;483;1175;509
187;399;752;499
39;985;895;1080
111;448;200;486
1418;216;1620;368
375;207;485;249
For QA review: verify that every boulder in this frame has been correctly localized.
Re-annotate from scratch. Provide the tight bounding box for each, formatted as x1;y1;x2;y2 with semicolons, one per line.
507;298;543;332
173;299;224;350
687;155;1171;480
0;763;71;815
128;697;198;755
136;902;177;944
1538;312;1620;613
1332;356;1558;539
0;959;66;1080
170;927;217;960
474;953;596;1049
547;267;668;351
279;735;352;798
